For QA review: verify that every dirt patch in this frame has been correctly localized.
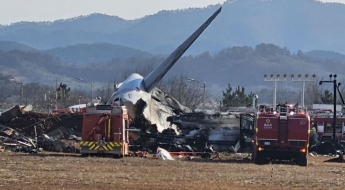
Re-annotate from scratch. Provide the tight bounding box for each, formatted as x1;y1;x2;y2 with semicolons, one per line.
0;153;344;190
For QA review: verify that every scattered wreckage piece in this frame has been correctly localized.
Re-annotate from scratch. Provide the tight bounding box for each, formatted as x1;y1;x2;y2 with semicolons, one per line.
0;125;37;153
0;105;30;124
166;111;243;153
39;136;79;153
133;150;148;158
155;147;174;160
309;140;345;163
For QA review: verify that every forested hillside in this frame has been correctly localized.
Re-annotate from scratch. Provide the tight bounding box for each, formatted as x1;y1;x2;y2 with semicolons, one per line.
44;43;152;65
0;0;345;55
1;43;345;104
0;41;38;51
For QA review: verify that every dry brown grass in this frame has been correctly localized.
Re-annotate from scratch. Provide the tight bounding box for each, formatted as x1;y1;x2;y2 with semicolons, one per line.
0;152;344;190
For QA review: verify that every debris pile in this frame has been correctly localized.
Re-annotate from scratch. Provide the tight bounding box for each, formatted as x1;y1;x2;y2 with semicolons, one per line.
0;125;37;153
0;105;83;153
0;104;246;156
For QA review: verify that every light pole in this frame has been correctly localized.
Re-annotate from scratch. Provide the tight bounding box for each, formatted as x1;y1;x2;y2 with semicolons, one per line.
319;74;340;143
291;74;316;109
76;78;94;102
252;94;258;109
264;74;286;111
188;78;207;112
10;78;25;105
55;74;58;100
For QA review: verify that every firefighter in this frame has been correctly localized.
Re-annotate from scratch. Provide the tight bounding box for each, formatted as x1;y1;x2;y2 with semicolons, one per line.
309;123;319;146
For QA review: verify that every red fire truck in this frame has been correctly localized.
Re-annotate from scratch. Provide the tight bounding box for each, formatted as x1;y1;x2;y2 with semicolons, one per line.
252;104;310;166
309;110;345;144
80;105;130;158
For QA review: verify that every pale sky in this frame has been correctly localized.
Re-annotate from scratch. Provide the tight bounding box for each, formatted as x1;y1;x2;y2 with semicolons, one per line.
0;0;344;25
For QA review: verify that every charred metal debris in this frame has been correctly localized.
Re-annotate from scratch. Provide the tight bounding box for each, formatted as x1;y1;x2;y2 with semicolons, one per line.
0;105;250;156
0;105;81;153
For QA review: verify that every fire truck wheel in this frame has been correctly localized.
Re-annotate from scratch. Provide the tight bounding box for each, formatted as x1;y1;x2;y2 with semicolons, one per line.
254;156;264;165
297;158;308;166
114;154;124;159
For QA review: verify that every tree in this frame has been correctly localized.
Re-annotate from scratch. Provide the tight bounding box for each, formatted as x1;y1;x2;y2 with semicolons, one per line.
304;79;323;105
320;90;333;104
56;83;71;108
0;74;16;107
159;74;206;110
57;83;71;100
220;84;253;110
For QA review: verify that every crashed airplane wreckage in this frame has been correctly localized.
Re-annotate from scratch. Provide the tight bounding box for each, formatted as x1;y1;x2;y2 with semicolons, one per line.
99;7;255;153
105;7;222;134
100;7;251;153
128;109;256;153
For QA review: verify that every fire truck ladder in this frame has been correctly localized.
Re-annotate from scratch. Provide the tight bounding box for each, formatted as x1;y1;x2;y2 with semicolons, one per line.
87;113;111;138
278;119;288;144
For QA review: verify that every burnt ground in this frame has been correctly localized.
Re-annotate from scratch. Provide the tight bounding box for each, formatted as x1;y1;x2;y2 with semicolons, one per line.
0;152;344;190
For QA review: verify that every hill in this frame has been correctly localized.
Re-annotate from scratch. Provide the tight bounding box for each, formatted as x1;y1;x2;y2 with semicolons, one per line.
0;0;345;55
0;13;138;50
1;43;345;104
0;41;38;51
44;43;152;65
305;50;345;63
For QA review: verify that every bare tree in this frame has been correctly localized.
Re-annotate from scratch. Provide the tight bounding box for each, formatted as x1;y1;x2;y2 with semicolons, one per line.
304;77;323;105
96;81;116;103
159;74;206;110
0;74;17;107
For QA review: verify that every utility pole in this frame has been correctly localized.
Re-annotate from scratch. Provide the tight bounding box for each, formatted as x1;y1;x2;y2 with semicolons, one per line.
291;74;316;109
10;78;25;105
48;90;50;113
264;74;286;111
91;82;94;101
20;82;24;105
76;78;94;102
319;74;339;143
188;78;207;113
252;94;258;109
55;74;58;109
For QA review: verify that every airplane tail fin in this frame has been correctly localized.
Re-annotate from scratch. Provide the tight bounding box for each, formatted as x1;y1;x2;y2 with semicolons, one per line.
142;7;222;92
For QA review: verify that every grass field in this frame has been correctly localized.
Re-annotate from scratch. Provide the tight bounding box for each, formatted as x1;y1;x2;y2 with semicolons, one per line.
0;152;344;190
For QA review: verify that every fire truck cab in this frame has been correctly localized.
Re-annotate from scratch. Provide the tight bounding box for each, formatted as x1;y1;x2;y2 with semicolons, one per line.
253;103;310;166
80;105;130;158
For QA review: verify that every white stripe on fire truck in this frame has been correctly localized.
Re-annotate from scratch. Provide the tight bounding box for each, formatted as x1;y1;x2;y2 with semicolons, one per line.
287;139;307;141
323;133;342;136
257;138;277;141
